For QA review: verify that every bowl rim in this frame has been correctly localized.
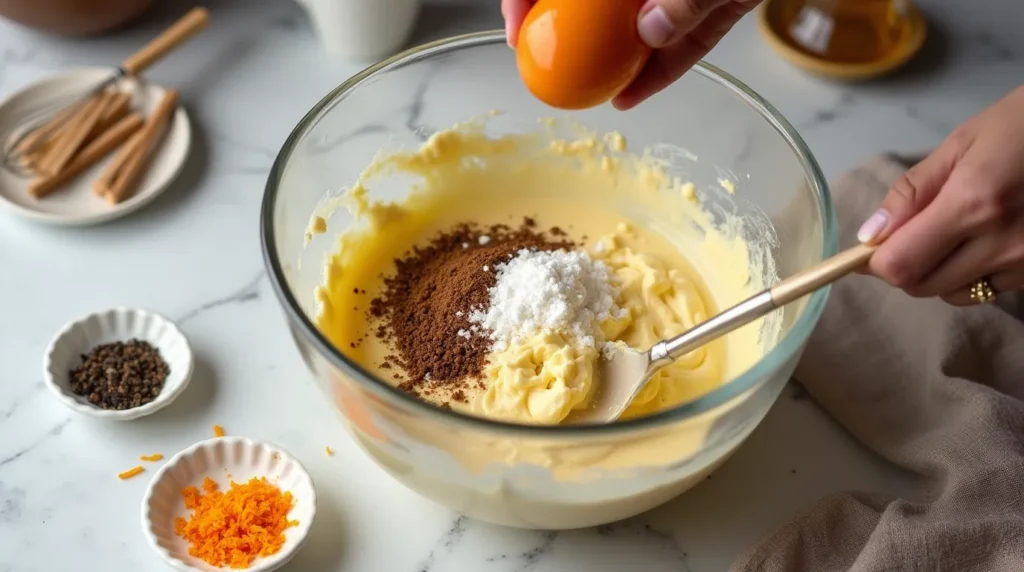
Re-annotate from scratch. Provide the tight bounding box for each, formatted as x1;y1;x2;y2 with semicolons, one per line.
260;29;838;438
42;306;195;421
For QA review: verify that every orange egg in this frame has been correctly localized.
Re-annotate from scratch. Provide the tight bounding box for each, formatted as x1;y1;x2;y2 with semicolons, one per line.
516;0;651;110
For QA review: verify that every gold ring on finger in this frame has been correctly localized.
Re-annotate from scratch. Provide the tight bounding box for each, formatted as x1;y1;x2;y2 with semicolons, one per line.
969;276;997;304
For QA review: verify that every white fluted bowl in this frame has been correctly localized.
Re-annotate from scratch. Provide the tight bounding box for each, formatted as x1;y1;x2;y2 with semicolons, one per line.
142;437;317;571
43;307;194;420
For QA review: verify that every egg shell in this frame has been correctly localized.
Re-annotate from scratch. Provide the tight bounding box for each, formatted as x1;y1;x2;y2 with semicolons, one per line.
516;0;651;110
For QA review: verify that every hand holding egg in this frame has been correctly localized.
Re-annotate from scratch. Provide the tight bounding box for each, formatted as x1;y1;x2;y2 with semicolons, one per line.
506;0;763;110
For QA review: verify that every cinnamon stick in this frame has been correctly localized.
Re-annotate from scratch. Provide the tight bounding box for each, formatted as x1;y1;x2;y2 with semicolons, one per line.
93;130;143;197
106;89;178;205
24;91;133;177
37;92;110;177
29;113;144;198
91;92;132;139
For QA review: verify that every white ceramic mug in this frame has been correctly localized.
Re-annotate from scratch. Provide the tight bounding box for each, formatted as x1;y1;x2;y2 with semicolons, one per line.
295;0;423;61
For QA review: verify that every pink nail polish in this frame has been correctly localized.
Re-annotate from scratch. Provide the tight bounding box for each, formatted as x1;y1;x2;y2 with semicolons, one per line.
857;209;890;243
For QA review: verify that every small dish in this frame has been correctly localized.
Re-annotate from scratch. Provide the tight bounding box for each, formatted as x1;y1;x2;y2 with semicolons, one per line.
43;307;194;420
143;437;317;572
757;0;927;80
0;67;192;226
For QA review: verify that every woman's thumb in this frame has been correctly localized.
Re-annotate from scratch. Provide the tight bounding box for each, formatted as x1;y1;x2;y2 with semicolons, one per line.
637;0;727;47
856;148;958;244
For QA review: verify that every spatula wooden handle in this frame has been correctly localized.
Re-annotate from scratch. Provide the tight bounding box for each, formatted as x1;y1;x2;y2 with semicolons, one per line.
769;243;876;306
652;243;876;368
121;7;210;76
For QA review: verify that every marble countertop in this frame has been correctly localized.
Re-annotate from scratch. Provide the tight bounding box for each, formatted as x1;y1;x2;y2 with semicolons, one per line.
0;0;1021;570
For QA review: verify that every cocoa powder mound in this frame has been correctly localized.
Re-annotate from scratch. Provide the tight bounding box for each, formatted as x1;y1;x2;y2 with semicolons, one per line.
369;220;573;397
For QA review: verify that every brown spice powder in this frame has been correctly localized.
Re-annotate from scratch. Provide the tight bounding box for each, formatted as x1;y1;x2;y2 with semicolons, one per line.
368;220;573;398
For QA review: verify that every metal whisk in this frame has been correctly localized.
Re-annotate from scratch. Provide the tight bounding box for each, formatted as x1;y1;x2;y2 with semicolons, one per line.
1;7;209;177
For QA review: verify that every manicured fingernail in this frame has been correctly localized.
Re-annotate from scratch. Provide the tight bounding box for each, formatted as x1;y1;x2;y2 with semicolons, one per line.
857;209;890;243
638;5;675;48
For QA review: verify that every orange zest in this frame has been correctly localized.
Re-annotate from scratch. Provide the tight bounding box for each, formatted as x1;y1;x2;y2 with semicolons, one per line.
174;477;297;569
118;466;145;480
213;424;225;437
139;454;164;462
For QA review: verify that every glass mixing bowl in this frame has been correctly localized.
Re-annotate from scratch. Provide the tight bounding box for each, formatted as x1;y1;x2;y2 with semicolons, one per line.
262;30;836;530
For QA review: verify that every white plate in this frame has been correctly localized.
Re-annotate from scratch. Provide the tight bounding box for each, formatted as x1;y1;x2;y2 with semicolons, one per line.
0;67;192;226
43;307;194;420
143;437;317;572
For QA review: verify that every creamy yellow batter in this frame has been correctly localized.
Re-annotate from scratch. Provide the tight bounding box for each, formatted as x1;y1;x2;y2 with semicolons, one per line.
312;117;773;426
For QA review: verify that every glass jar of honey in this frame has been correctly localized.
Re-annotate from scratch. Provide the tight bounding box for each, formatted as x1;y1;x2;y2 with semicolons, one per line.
765;0;920;65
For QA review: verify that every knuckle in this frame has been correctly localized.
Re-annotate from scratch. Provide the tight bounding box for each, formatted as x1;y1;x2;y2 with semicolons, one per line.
945;122;974;150
957;173;1015;227
888;172;920;211
959;191;994;223
997;239;1024;268
873;255;917;290
684;0;718;12
988;188;1018;226
664;0;718;20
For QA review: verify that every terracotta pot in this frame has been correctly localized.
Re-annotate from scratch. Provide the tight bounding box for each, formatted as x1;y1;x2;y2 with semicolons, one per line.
0;0;154;36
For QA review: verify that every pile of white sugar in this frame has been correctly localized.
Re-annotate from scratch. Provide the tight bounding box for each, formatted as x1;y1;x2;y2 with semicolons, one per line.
468;249;624;351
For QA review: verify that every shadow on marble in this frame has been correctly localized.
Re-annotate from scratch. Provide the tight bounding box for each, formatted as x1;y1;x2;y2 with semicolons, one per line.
530;521;688;570
453;389;915;570
412;515;687;571
879;12;950;85
0;481;27;525
143;352;217;425
409;0;502;47
638;392;917;564
146;104;208;211
71;354;217;448
105;107;210;227
279;484;349;571
381;388;917;571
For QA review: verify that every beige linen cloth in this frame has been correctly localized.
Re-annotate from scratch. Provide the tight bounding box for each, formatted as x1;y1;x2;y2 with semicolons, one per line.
731;155;1024;572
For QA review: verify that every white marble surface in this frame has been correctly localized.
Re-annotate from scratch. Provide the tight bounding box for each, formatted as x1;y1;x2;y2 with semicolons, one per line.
0;0;1020;570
